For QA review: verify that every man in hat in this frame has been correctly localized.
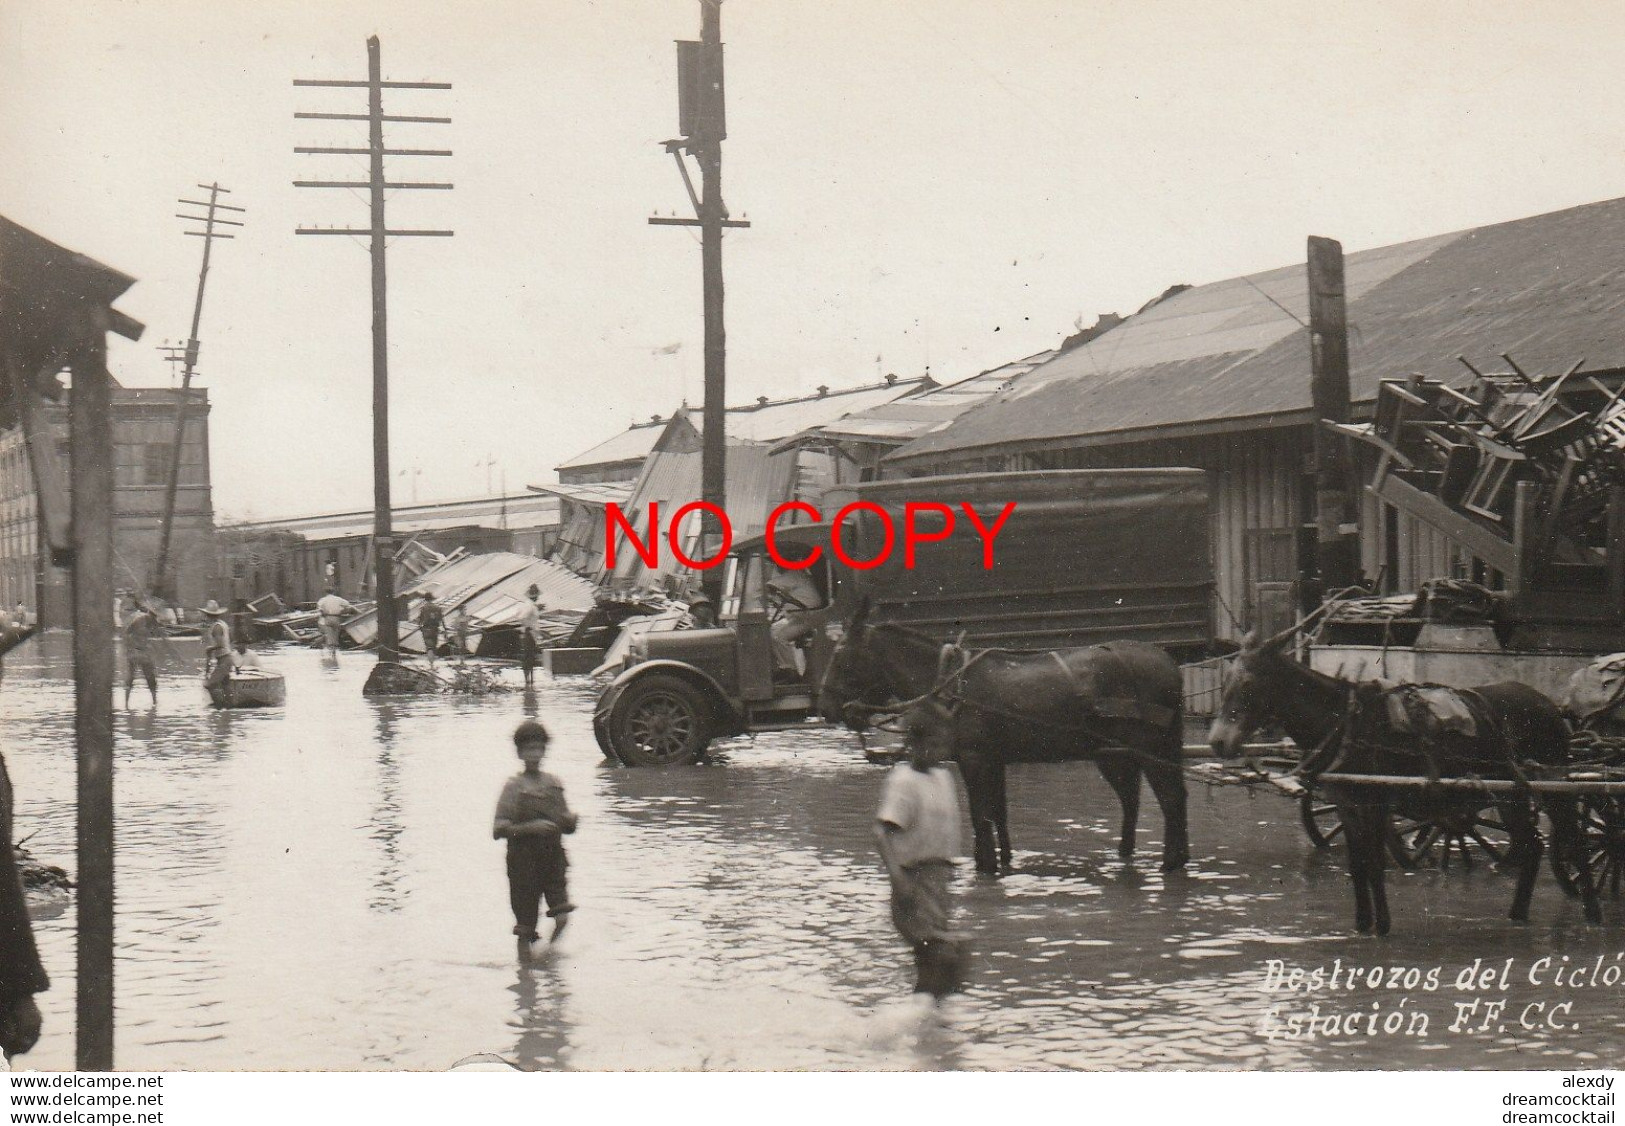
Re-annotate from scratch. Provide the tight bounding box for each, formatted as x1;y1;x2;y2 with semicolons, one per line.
686;592;718;630
875;700;969;1002
200;599;233;692
517;584;544;688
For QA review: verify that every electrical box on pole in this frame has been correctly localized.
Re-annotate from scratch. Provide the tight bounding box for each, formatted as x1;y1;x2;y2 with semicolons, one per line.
653;2;747;604
676;38;725;142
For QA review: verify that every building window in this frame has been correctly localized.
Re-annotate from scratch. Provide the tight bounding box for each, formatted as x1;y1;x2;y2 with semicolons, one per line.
143;443;175;486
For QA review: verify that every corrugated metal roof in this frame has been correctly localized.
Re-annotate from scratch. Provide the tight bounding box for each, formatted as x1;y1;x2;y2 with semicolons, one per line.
344;552;595;651
526;481;635;506
723;380;928;441
773;351;1055;451
233;493;559;542
555;376;929;471
553;424;670;472
604;442;798;587
891;196;1625;464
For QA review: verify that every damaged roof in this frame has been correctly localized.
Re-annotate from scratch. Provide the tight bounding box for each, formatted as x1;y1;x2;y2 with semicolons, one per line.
555;375;932;472
890;195;1625;465
772;351;1055;452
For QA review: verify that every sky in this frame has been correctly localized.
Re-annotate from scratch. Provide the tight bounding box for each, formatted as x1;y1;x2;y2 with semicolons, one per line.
4;0;1625;520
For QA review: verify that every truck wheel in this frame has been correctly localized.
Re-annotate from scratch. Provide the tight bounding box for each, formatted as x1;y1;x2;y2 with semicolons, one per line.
593;712;616;761
610;674;712;766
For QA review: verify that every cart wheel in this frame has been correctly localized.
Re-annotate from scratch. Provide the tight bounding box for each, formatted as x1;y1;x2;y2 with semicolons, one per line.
1299;793;1345;850
609;673;712;767
1389;807;1511;870
1551;797;1625;899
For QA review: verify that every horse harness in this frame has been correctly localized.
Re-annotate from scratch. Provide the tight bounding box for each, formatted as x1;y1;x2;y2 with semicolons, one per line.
854;640;1178;769
1290;681;1534;795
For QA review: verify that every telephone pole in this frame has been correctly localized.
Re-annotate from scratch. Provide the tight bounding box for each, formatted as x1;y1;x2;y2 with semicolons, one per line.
153;183;242;603
294;36;452;665
650;0;748;602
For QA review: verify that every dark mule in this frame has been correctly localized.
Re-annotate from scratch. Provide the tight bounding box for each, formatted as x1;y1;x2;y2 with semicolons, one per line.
820;601;1188;875
1208;630;1601;934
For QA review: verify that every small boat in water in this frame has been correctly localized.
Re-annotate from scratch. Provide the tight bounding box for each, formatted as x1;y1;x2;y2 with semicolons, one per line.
207;670;286;709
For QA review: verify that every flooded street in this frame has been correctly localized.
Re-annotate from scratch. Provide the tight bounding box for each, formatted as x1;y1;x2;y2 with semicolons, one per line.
4;635;1624;1071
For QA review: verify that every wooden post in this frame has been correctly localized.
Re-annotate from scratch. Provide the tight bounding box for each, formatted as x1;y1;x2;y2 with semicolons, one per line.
367;35;399;663
697;0;726;603
70;334;116;1071
1307;236;1360;596
1608;485;1625;615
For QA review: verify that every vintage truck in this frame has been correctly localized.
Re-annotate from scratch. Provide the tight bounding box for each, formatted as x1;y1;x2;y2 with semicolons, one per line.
593;469;1212;765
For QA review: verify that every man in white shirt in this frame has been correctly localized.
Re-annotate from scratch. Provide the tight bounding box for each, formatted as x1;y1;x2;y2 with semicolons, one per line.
316;588;357;657
517;584;543;688
875;700;968;1001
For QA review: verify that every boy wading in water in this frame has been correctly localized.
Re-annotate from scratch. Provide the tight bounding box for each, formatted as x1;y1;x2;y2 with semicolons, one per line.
493;721;578;959
875;701;969;1001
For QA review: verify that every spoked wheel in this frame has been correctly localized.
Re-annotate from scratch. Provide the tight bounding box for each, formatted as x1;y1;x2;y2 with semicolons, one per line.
1388;807;1512;870
608;673;712;767
1551;797;1625;899
1300;793;1346;850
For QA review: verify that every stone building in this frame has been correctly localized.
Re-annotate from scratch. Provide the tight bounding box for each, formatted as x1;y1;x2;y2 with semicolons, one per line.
0;384;214;624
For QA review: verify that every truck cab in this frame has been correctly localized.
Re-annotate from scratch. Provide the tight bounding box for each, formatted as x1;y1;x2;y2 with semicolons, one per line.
593;521;842;766
593;468;1213;766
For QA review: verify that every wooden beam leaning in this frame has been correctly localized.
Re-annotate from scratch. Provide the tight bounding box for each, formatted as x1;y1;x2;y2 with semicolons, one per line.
1374;472;1521;582
70;337;116;1070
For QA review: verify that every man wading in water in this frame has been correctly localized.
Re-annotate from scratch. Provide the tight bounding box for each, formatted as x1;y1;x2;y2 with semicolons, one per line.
122;596;161;708
875;701;970;1002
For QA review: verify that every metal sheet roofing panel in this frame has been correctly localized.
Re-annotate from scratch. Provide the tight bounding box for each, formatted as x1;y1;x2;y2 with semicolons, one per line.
772;351;1055;452
893;196;1625;464
527;481;635;506
237;494;559;542
605;442;797;587
555;377;929;470
344;552;596;651
554;424;666;471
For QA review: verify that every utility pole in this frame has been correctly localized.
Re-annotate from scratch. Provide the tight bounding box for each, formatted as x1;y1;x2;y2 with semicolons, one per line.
650;0;748;602
295;36;452;665
1307;235;1360;602
153;183;242;604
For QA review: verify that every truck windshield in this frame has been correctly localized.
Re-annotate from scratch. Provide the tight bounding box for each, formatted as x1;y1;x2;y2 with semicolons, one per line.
721;555;766;620
725;554;765;619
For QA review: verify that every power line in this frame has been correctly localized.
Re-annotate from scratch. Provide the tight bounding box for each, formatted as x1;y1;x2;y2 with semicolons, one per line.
154;181;242;601
294;36;453;667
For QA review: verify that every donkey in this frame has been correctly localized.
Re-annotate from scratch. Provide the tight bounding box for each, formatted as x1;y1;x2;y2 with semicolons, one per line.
820;600;1189;875
1208;629;1601;934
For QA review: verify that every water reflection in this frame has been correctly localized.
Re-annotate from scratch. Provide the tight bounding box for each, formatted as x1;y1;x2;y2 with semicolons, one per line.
509;958;571;1070
2;640;1622;1070
368;702;407;915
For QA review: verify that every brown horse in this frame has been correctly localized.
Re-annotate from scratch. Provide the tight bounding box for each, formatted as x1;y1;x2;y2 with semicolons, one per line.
820;600;1188;875
1208;630;1601;934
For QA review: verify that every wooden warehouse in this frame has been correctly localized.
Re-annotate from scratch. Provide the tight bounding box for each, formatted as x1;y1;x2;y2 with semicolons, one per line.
886;196;1625;642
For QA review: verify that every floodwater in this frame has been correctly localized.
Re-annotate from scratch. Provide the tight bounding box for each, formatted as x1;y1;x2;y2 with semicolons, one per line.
3;633;1624;1071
